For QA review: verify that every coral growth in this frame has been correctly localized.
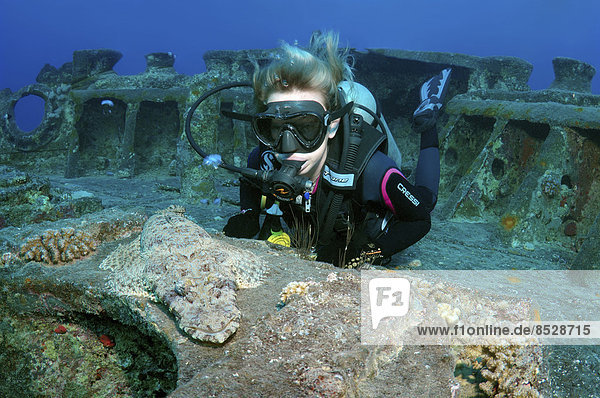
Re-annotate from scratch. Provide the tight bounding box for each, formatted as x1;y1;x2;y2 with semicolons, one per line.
519;136;539;168
564;221;577;236
437;303;461;326
0;252;19;267
0;166;103;228
279;281;317;304
0;315;177;397
540;173;561;198
100;205;268;344
8;209;147;266
20;228;98;264
99;334;115;348
458;345;542;397
500;214;518;231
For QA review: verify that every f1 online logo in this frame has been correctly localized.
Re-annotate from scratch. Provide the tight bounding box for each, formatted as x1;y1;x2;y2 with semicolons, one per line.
369;278;410;329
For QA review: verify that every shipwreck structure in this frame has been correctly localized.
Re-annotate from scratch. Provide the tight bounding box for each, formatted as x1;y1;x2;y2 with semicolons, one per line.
1;47;599;267
2;46;600;397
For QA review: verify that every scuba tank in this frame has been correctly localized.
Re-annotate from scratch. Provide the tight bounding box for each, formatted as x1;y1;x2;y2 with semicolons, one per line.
337;81;402;168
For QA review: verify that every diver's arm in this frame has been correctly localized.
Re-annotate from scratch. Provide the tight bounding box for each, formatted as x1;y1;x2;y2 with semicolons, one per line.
362;151;436;221
223;146;264;238
380;167;435;221
380;121;440;219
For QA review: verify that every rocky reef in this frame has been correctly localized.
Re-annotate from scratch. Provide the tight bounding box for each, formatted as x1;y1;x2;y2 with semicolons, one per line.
0;312;177;396
0;209;553;396
0;165;103;228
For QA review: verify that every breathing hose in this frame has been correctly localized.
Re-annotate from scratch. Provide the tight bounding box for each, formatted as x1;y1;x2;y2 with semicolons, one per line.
184;81;257;177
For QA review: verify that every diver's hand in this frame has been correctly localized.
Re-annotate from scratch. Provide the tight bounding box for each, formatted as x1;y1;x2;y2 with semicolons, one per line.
223;209;260;238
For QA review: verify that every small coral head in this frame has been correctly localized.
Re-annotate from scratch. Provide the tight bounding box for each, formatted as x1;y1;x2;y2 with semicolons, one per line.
501;214;518;231
541;175;561;198
99;334;115;348
54;325;67;334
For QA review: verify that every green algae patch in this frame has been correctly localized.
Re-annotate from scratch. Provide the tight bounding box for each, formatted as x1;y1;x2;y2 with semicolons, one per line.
0;314;177;397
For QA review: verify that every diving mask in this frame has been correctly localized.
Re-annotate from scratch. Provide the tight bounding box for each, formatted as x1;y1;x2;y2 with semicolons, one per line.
252;100;354;153
252;101;331;153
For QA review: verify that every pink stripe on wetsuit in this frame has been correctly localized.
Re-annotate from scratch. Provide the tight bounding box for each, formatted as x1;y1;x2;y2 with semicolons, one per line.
381;168;405;215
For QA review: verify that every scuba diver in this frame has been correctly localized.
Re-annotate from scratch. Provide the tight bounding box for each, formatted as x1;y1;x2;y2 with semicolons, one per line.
192;31;451;267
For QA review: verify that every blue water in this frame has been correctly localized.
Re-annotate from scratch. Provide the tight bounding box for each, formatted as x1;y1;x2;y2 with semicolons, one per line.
1;0;599;130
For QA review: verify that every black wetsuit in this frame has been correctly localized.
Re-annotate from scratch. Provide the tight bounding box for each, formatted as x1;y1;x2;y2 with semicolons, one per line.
238;122;440;264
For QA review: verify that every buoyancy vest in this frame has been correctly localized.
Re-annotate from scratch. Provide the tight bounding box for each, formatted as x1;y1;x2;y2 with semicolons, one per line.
315;112;388;248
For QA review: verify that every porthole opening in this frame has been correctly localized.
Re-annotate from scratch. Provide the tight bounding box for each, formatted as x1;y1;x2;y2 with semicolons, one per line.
14;94;45;132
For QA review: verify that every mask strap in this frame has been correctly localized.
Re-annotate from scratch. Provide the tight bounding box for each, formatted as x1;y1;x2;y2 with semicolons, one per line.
326;101;354;124
221;109;254;122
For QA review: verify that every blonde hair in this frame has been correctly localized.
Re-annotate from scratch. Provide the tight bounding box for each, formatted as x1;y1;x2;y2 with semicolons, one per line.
253;31;353;111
